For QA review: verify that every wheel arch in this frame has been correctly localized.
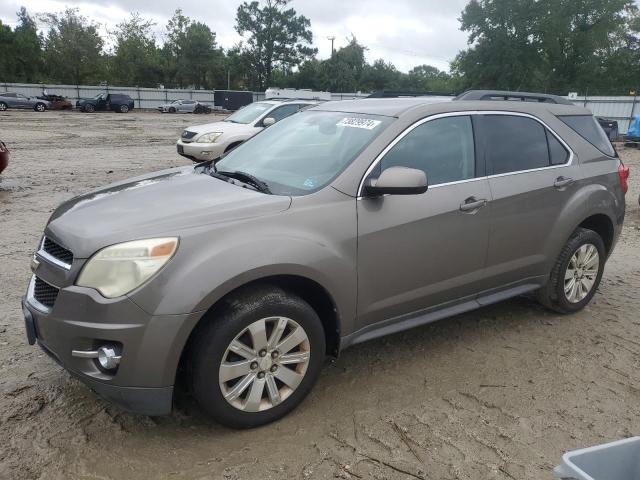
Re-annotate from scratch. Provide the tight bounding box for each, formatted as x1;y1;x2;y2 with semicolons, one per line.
174;273;342;389
577;213;615;255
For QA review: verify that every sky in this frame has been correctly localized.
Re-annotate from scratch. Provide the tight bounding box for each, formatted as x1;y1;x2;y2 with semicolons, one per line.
0;0;470;72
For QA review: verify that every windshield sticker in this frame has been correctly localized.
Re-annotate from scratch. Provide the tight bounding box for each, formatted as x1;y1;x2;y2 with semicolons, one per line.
337;118;382;130
303;178;317;188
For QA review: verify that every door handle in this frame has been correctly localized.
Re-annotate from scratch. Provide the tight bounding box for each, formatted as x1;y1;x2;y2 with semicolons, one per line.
460;197;488;213
554;176;574;188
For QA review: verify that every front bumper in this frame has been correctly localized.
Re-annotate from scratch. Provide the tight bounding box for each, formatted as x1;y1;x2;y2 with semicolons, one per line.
176;138;225;162
22;272;192;416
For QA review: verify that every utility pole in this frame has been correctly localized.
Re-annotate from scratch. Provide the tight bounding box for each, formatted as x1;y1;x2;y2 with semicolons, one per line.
327;36;335;57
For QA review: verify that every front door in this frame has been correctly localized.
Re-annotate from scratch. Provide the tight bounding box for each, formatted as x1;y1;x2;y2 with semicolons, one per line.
357;115;492;329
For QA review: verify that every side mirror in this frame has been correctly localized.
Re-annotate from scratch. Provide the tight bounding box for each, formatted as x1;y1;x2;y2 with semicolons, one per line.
363;166;428;196
263;117;276;127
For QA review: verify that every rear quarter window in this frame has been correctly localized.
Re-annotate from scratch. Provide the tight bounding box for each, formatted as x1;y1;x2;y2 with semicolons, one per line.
559;115;616;157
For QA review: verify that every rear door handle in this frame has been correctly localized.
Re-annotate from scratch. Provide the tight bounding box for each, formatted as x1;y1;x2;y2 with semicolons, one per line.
460;197;488;213
554;176;574;188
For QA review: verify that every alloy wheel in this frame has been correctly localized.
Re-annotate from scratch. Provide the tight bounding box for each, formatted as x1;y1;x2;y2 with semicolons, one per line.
564;243;600;303
0;103;7;111
218;316;311;412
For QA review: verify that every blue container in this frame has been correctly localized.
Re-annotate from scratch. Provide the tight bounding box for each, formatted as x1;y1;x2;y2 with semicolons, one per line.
554;437;640;480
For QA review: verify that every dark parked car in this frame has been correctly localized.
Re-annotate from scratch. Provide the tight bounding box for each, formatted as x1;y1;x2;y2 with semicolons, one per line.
23;94;628;428
76;93;134;113
38;94;73;110
0;141;8;174
596;117;619;141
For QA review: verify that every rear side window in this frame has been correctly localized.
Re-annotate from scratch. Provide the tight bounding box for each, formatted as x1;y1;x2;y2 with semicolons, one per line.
547;130;569;165
559;115;615;157
481;115;550;175
380;115;476;185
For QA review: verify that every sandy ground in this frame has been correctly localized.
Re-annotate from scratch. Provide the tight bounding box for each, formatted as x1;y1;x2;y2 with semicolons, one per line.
1;110;640;480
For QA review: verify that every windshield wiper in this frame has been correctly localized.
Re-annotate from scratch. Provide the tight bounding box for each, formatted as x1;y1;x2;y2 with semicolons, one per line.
214;170;272;194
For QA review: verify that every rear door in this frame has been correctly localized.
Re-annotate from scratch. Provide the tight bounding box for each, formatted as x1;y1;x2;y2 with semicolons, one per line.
477;113;581;289
357;114;492;328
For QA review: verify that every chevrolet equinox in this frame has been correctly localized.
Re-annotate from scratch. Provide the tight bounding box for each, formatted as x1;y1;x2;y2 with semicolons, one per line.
23;95;628;428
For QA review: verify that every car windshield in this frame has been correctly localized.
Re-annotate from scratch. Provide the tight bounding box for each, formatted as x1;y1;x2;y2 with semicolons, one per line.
224;102;272;124
215;110;393;195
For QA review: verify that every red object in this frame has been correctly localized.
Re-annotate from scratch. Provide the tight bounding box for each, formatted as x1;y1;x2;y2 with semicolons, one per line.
0;141;8;175
618;162;630;194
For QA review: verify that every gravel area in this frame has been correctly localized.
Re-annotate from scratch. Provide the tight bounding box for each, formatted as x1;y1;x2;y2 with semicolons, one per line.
1;110;639;480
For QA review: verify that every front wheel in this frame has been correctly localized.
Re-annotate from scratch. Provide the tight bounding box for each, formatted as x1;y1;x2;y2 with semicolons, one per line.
84;104;95;113
34;103;46;112
0;102;7;111
538;227;605;314
189;285;325;428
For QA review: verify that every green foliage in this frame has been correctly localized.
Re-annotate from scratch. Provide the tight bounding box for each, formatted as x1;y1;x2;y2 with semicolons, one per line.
1;2;638;95
161;9;226;89
40;8;105;84
453;0;640;94
235;0;317;90
110;13;162;87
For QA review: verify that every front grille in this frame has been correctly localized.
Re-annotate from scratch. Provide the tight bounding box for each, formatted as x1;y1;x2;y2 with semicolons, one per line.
33;277;59;309
181;130;197;140
42;237;73;265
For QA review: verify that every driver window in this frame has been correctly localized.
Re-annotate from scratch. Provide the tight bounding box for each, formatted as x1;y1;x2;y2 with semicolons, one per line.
380;116;476;186
268;104;300;123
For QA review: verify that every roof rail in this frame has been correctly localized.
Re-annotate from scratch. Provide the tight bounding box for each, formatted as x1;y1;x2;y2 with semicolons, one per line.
266;97;327;103
454;89;573;105
368;90;456;98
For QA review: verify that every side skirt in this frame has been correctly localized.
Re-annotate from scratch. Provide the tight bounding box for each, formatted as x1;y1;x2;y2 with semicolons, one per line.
339;277;545;351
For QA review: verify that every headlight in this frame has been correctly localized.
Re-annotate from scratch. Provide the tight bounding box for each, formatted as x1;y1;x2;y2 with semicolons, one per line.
76;238;178;298
196;132;223;143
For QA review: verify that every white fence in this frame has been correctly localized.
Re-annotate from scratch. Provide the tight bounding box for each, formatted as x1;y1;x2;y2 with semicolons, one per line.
2;82;638;133
0;82;368;111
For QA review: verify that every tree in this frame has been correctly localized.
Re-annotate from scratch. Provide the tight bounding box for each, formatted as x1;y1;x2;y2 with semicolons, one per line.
235;0;317;90
111;13;161;87
453;0;639;94
362;59;402;91
0;21;16;82
13;7;42;82
40;8;104;84
161;9;226;89
402;65;458;93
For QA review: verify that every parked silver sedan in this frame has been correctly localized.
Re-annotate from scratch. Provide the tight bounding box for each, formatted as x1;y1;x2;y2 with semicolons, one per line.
0;92;51;112
158;99;212;114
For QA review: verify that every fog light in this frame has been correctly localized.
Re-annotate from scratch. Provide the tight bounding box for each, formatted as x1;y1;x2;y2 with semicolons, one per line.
97;345;121;370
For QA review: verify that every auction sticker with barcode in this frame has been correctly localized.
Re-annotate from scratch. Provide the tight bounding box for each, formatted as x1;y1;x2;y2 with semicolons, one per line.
337;118;381;130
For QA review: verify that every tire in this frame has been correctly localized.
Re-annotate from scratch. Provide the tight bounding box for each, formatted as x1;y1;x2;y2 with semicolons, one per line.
0;102;7;111
119;104;129;113
84;104;95;113
169;107;176;113
34;103;46;112
189;285;326;429
537;227;606;314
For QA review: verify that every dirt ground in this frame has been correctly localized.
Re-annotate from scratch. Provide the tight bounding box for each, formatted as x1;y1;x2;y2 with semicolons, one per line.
1;110;640;480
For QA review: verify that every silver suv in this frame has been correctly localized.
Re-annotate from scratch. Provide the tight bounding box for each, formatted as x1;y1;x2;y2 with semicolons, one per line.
176;99;319;162
23;94;628;428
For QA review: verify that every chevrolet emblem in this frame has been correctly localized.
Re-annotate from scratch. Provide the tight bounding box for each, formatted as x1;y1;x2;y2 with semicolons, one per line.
30;256;40;273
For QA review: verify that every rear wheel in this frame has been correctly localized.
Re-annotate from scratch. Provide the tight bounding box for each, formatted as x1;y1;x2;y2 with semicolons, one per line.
189;285;325;428
538;227;605;313
119;104;129;113
0;102;7;111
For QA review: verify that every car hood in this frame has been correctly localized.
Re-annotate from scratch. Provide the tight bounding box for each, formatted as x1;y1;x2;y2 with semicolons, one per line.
184;120;258;136
45;166;292;258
